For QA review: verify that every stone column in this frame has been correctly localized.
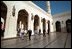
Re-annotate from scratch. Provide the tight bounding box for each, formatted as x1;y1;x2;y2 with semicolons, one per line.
40;17;42;34
46;20;48;33
4;6;17;38
28;13;34;35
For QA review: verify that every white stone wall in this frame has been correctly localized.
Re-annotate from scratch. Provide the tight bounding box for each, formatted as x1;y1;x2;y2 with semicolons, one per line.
53;11;71;32
3;1;54;38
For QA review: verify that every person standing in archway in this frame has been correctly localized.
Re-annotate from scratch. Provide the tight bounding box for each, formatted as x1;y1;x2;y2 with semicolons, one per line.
27;29;32;40
39;29;41;35
1;22;5;37
1;22;3;37
43;29;46;37
20;28;24;40
47;28;50;35
17;27;21;36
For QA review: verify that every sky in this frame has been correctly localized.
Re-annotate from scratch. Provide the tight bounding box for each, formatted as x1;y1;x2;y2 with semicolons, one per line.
32;1;71;15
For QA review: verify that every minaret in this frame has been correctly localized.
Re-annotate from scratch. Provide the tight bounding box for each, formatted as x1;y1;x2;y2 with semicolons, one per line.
46;1;51;14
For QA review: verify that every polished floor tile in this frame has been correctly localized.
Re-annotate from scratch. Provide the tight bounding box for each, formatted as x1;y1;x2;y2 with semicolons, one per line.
1;32;71;48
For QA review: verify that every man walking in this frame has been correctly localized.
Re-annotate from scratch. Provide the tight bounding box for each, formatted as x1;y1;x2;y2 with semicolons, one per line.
28;30;32;40
43;29;46;37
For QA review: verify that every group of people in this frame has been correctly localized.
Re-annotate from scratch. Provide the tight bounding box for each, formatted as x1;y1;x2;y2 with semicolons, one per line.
17;28;50;40
43;29;50;37
17;28;32;40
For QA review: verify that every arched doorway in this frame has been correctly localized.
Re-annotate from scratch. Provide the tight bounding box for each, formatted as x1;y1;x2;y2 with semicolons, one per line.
42;18;46;32
56;21;61;32
17;9;29;36
66;19;71;33
1;2;7;37
34;15;39;33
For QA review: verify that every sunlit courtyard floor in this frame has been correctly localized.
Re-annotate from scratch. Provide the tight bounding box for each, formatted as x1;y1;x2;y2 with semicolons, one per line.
1;32;71;48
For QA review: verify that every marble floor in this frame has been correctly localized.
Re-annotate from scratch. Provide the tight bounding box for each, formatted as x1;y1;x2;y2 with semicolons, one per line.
1;32;71;48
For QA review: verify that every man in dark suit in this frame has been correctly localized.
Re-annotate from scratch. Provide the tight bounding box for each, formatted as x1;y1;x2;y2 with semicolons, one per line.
28;30;32;40
43;29;46;37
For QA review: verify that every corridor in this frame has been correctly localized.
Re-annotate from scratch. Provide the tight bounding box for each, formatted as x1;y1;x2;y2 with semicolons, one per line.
1;32;71;48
